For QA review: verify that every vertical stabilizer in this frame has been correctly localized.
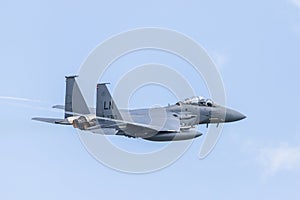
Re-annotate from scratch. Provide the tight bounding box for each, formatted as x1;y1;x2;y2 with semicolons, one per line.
64;76;90;118
96;83;122;119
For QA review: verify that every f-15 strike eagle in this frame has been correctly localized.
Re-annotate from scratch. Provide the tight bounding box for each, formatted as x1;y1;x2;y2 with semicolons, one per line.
33;76;246;141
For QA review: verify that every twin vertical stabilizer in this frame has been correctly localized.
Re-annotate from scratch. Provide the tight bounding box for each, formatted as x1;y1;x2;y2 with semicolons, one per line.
64;77;121;120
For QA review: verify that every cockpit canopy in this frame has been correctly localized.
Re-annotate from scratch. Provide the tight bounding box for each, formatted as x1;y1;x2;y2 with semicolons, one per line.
177;96;215;107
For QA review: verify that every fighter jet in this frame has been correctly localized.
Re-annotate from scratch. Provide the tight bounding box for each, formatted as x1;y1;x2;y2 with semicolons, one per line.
33;76;246;141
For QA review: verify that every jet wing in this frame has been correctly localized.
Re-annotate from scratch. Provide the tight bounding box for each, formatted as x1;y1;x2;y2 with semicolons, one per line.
121;108;180;131
52;106;180;133
94;113;180;138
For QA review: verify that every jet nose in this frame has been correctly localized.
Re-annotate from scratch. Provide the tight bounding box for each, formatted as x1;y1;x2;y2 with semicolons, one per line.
225;108;246;122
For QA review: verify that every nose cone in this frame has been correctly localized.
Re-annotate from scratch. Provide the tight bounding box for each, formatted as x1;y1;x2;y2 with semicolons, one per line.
225;108;246;122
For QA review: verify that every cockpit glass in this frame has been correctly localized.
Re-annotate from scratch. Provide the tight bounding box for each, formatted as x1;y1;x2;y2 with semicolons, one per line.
178;96;215;107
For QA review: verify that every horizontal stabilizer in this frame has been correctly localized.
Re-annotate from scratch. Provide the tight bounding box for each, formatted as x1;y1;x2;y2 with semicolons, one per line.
52;105;65;110
32;117;70;125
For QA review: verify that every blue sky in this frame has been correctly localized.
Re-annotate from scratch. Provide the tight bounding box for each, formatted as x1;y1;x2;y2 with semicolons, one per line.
1;0;300;199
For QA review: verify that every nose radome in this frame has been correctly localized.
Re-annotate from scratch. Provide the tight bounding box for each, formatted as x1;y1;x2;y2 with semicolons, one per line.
225;108;246;122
